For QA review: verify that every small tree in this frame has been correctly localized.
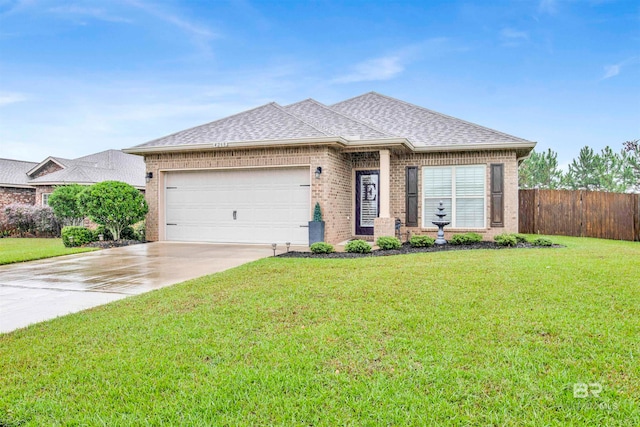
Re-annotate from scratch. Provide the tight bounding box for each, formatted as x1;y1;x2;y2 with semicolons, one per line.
313;202;323;222
518;149;563;189
48;184;85;226
77;181;148;240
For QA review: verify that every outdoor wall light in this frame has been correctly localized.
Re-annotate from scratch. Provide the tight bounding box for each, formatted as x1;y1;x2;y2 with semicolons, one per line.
315;166;322;179
145;172;153;183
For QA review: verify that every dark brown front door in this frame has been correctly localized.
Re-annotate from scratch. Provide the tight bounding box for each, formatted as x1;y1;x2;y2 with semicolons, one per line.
355;170;380;235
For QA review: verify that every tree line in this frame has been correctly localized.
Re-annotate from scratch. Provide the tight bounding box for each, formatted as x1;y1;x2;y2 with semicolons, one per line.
519;139;640;193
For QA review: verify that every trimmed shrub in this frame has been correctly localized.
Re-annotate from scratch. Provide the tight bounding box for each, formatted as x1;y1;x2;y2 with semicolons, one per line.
4;204;60;236
93;225;136;241
310;242;334;254
376;236;401;250
48;184;85;226
312;202;323;222
494;233;518;247
450;232;483;245
532;237;553;247
344;239;372;254
409;235;435;248
133;221;146;241
62;226;95;247
78;181;148;240
514;234;529;244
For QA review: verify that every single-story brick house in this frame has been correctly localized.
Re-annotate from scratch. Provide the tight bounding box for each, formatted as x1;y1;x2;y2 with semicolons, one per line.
124;92;535;245
0;150;145;215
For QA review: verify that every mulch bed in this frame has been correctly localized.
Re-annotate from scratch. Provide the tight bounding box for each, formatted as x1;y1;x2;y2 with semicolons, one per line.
277;241;564;259
83;240;146;249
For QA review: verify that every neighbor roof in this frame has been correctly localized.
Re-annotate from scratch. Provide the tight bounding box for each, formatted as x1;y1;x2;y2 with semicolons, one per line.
29;150;145;188
126;92;535;153
0;158;38;187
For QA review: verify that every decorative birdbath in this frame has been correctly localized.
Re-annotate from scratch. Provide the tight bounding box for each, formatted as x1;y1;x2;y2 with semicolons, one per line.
432;201;450;245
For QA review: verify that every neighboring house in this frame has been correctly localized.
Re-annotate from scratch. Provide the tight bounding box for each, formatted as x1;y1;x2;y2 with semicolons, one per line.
124;92;536;245
0;150;145;215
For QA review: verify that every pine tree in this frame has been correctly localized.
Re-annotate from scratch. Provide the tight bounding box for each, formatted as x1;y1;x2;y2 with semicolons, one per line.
518;149;563;189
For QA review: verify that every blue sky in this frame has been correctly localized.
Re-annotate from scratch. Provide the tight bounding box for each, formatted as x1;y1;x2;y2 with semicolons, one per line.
1;0;638;167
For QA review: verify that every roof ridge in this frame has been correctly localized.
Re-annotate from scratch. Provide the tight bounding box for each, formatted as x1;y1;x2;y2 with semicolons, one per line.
271;102;332;137
359;92;530;142
293;98;396;138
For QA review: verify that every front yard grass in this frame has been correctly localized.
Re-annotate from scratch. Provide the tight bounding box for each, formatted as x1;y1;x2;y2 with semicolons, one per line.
0;238;97;265
0;236;638;425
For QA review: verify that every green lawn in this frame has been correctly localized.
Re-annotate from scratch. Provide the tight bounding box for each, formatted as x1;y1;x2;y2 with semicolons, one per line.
1;236;638;426
0;238;97;265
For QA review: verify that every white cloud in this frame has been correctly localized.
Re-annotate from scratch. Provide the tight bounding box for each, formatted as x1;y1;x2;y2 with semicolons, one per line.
500;28;529;47
124;0;217;40
332;56;404;84
48;5;133;23
0;92;27;106
538;0;558;15
602;56;639;80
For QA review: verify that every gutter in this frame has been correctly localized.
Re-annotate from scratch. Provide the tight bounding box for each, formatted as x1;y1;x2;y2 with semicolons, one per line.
123;137;535;156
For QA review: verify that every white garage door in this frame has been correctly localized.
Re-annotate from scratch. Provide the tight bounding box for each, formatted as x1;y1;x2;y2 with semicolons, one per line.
164;167;310;244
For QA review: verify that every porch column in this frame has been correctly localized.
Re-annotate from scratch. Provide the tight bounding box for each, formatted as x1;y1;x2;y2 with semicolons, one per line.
379;149;391;218
373;149;395;242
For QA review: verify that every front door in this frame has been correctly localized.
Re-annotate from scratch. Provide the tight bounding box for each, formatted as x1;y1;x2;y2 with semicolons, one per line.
355;170;380;235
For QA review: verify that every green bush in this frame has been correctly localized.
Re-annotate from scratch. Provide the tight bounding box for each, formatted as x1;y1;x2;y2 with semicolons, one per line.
62;226;95;247
133;221;146;241
48;184;85;226
494;233;518;247
78;181;148;240
93;225;136;241
345;239;372;254
310;242;334;254
376;236;401;250
409;235;435;248
514;234;529;243
450;232;483;245
532;237;553;247
312;202;323;222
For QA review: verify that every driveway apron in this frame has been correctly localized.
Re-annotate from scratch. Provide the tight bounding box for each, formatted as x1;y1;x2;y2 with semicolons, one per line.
0;242;291;333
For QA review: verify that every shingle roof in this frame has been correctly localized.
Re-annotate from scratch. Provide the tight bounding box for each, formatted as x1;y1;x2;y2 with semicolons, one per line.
135;103;329;149
127;92;533;151
330;92;530;147
283;98;391;140
29;150;145;187
0;158;38;187
1;150;144;188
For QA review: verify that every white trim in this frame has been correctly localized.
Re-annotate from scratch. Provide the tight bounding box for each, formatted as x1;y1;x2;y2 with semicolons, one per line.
26;157;66;177
421;164;487;229
0;184;34;189
41;192;51;206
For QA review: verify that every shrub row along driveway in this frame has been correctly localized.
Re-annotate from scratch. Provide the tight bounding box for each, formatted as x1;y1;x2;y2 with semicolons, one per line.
0;242;287;333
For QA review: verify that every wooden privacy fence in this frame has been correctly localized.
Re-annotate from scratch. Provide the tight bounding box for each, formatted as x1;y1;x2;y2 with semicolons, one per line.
519;189;640;241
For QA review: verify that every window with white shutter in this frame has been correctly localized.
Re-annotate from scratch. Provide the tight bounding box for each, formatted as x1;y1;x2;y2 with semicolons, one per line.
422;165;486;228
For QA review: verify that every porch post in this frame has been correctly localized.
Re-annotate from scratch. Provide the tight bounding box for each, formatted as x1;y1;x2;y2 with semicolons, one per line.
373;149;395;241
379;149;390;218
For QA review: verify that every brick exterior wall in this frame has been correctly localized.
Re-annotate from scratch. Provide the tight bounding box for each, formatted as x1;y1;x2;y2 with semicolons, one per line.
141;146;520;244
31;161;63;179
34;185;56;206
389;150;519;241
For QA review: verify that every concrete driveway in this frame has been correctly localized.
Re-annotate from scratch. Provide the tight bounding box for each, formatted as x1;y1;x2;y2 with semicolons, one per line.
0;242;294;334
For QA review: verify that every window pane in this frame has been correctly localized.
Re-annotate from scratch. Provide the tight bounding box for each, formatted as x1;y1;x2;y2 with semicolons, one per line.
424;198;452;224
456;198;484;228
423;167;451;197
456;166;484;197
